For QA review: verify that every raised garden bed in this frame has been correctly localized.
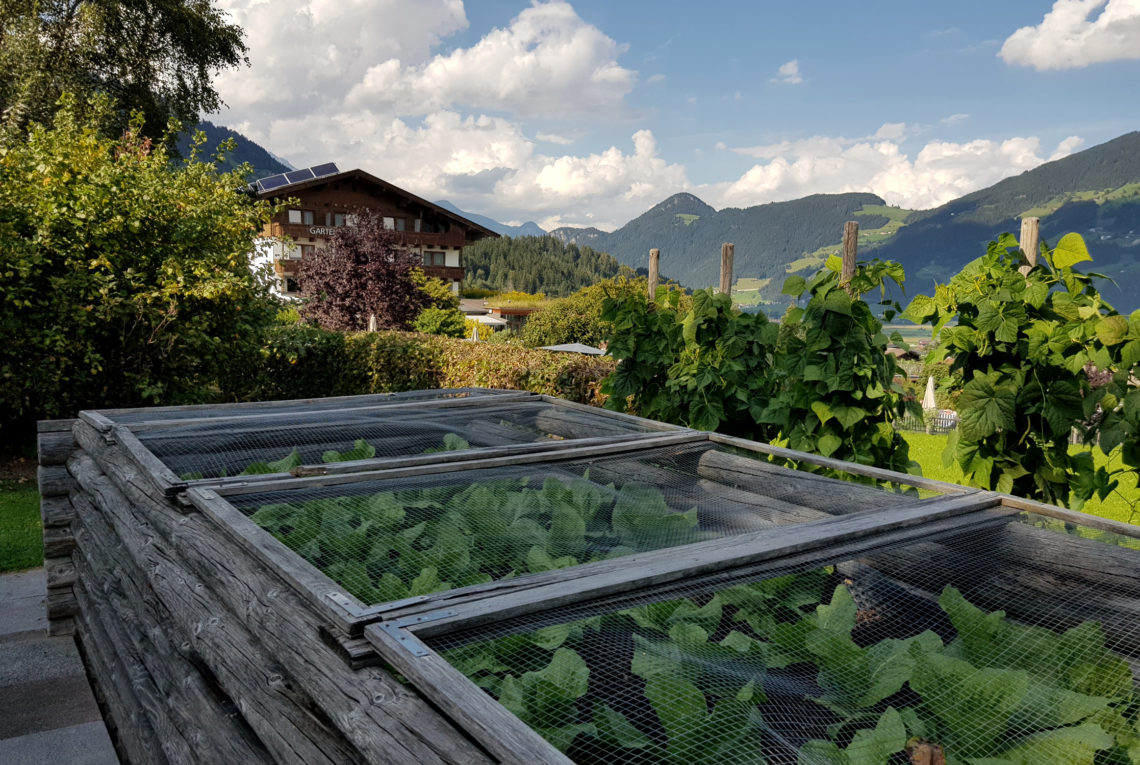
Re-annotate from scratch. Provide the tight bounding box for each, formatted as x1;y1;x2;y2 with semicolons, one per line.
38;389;1140;764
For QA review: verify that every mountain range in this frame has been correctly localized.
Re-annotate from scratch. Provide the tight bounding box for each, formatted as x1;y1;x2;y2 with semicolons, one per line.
202;122;1140;310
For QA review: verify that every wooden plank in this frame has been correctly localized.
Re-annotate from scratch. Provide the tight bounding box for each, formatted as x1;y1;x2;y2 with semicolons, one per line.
40;495;74;527
392;491;999;638
37;427;76;466
214;430;707;497
70;424;494;764
46;616;75;637
45;556;76;588
74;581;220;765
93;387;514;419
79;409;117;433
37;464;72;497
71;489;280;764
366;623;569;765
112;424;187;496
119;391;537;432
695;449;911;513
42;526;75;557
535;395;687;432
46;588;77;620
707;432;972;494
68;479;366;765
998;494;1140;538
187;487;364;634
73;581;172;765
37;418;77;433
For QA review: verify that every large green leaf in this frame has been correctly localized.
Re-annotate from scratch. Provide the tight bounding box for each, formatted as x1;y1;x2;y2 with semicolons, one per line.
957;371;1017;440
1052;233;1093;268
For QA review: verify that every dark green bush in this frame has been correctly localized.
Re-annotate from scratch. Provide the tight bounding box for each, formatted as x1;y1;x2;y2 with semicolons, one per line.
223;326;615;405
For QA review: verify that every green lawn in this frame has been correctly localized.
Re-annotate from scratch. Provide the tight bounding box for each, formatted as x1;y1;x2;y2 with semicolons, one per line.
0;479;42;572
902;432;1139;525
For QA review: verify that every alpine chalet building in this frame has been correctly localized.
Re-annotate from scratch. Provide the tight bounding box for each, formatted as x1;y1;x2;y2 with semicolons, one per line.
252;163;498;296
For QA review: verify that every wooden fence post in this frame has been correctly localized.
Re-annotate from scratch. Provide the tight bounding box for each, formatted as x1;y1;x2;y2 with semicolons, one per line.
841;221;858;295
1019;217;1040;276
719;243;734;297
648;249;659;302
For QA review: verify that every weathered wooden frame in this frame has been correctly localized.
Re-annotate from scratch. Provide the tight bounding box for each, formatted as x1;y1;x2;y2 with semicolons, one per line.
76;390;1140;765
358;490;1140;765
96;392;690;497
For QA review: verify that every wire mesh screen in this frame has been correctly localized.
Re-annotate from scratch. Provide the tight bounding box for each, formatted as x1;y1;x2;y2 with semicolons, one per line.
102;388;506;425
226;442;916;606
136;400;666;480
428;512;1140;765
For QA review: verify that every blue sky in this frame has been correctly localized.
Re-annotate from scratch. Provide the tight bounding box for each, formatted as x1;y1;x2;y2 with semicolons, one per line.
212;0;1140;230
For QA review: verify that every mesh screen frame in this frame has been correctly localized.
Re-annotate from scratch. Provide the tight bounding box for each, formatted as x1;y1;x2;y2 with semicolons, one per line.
97;393;690;496
185;433;961;629
365;502;1140;765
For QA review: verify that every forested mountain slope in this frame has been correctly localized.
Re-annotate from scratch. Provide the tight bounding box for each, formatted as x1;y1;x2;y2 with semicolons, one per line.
463;236;636;296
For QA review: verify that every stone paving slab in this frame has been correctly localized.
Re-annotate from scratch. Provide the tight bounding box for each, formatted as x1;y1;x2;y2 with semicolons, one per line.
0;569;119;764
0;722;120;765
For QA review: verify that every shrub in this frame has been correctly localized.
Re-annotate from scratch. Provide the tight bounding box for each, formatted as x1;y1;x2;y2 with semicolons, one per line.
0;95;278;431
224;326;615;405
413;307;467;338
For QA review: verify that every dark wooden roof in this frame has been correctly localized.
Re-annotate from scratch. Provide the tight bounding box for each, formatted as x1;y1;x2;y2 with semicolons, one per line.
257;168;500;240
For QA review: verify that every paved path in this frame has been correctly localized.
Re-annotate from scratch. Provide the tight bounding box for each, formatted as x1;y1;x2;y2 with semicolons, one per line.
0;568;119;764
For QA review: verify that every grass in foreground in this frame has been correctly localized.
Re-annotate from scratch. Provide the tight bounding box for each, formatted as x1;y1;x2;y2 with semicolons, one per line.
0;479;42;572
902;432;1139;525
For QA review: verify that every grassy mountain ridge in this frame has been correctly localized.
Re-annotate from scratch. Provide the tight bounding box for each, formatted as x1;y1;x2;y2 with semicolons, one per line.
551;191;884;292
866;133;1140;306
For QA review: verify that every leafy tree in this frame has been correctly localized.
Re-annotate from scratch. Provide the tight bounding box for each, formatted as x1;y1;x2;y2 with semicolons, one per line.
520;276;649;348
904;233;1122;507
1;0;247;139
296;212;431;332
413;307;466;338
0;95;278;431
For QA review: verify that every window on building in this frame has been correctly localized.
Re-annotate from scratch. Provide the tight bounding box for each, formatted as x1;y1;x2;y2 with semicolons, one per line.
346;214;358;227
288;209;314;225
287;209;301;224
285;278;299;293
395;217;406;231
383;216;395;230
414;219;422;233
334;213;346;227
300;245;315;258
424;251;446;266
303;210;314;225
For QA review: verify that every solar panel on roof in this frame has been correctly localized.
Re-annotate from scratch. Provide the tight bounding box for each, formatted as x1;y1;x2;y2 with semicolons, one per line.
285;168;315;184
309;162;338;177
257;174;289;192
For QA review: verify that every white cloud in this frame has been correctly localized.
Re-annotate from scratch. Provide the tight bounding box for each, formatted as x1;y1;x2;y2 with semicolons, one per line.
211;0;679;229
772;59;803;84
1049;135;1085;160
715;128;1078;210
1000;0;1140;70
536;132;576;145
346;1;636;117
646;73;667;84
941;113;970;125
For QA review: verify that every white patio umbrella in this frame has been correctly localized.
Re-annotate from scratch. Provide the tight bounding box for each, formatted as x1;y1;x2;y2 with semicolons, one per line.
921;375;937;411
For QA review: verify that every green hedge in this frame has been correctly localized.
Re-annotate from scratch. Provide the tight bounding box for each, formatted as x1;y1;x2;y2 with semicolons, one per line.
225;325;615;404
